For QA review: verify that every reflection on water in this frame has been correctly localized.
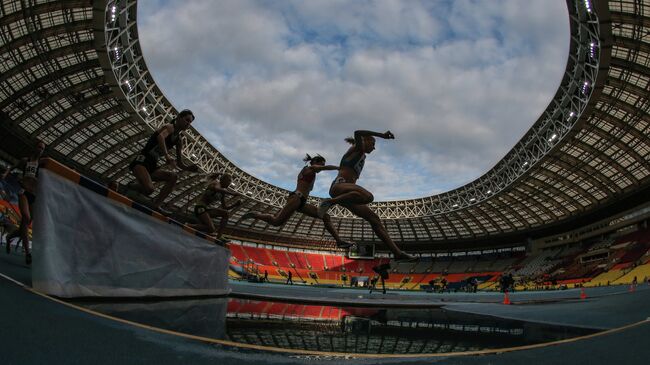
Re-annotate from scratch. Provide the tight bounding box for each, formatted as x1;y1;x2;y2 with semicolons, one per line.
77;298;600;354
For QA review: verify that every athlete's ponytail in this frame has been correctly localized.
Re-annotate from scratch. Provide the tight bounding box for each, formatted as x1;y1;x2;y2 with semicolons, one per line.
344;137;355;145
303;154;326;165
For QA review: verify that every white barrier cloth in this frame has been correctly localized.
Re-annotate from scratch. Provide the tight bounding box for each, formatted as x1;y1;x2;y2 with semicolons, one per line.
32;169;230;298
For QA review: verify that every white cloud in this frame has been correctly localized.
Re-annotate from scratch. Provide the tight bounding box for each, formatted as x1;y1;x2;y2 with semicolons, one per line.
138;0;569;199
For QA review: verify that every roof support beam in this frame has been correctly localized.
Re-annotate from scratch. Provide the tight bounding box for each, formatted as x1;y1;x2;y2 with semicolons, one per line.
32;93;114;137
0;1;91;28
84;132;147;168
0;41;94;84
66;114;136;157
0;59;100;110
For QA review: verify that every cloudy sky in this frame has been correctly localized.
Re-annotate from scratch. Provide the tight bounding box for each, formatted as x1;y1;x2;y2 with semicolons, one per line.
138;0;569;200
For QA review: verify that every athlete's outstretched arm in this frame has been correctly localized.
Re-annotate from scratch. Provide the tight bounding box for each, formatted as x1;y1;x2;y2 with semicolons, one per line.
354;130;394;142
310;165;339;173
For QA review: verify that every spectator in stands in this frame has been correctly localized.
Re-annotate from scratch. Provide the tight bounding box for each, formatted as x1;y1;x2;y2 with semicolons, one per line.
427;278;437;292
286;270;294;285
0;207;11;247
241;154;353;249
128;109;199;214
188;173;241;241
440;278;448;293
264;270;268;283
499;275;507;293
342;273;348;286
369;276;379;293
2;140;46;265
317;130;414;261
470;277;479;293
377;274;389;294
371;264;389;294
508;273;515;292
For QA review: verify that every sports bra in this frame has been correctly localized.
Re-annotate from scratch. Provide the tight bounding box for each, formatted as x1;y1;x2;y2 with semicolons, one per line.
339;148;366;177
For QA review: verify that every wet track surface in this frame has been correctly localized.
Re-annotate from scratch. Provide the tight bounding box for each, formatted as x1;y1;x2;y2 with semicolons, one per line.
74;297;600;355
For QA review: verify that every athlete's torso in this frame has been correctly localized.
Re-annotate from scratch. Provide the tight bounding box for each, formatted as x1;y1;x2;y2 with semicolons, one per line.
200;184;223;205
141;125;180;159
338;147;366;182
296;166;316;194
23;160;39;179
20;158;39;192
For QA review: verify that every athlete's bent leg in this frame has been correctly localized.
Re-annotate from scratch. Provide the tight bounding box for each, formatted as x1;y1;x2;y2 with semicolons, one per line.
188;211;216;234
207;208;230;238
150;169;178;209
329;183;374;205
243;196;301;226
17;194;31;264
319;183;374;218
342;203;414;260
300;204;354;248
131;165;155;195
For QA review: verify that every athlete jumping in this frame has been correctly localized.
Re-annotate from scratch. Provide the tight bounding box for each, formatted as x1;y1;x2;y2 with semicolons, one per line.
241;154;354;249
188;173;241;241
318;130;415;261
128;109;199;214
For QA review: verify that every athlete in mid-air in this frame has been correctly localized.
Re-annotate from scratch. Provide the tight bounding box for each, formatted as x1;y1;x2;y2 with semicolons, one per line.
188;173;241;241
128;109;199;214
241;154;354;249
318;130;415;260
1;140;46;265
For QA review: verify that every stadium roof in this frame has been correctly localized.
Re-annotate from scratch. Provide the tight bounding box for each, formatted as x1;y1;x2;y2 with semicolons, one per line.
1;0;648;250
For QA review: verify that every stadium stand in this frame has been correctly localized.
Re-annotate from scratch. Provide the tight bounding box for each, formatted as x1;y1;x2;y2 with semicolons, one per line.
227;224;650;292
512;247;563;278
612;263;650;285
228;242;515;290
